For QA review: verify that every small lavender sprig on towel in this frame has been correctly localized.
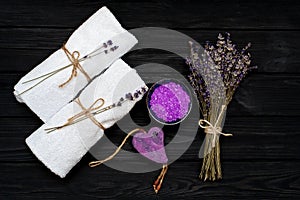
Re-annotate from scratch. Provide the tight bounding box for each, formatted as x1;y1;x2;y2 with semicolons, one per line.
186;33;257;181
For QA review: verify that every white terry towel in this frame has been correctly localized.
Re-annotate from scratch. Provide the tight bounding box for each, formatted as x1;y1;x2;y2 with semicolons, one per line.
26;59;147;178
14;6;137;122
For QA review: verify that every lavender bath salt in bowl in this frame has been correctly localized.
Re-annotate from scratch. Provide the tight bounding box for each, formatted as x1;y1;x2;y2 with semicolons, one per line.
147;79;192;125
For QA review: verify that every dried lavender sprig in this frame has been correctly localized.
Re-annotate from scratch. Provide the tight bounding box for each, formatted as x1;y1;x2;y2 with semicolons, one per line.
186;33;257;181
186;47;210;118
187;41;224;119
19;40;117;95
203;33;257;102
186;59;210;117
45;86;148;133
187;33;257;110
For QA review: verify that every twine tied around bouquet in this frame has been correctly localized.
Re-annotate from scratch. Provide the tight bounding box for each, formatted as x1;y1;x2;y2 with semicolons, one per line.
198;105;233;148
59;44;91;88
45;97;106;133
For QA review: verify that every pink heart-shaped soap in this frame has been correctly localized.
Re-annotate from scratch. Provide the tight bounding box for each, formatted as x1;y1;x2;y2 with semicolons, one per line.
132;127;168;164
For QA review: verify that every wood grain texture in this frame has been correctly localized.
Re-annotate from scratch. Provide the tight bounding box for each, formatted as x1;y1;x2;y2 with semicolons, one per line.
1;0;300;30
1;29;298;73
0;0;299;199
0;161;299;199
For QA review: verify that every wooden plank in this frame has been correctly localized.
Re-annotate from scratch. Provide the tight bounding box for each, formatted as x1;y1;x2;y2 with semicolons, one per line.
0;0;299;198
2;73;300;117
0;0;300;30
0;116;299;162
1;29;299;73
0;161;299;198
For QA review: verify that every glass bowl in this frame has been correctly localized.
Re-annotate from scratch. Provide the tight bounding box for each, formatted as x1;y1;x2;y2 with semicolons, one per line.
146;79;192;125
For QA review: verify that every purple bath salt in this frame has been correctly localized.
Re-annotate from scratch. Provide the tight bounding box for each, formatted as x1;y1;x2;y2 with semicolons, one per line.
149;81;191;123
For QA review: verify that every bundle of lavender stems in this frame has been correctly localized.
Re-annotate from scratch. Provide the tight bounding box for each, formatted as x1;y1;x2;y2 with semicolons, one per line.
186;33;256;181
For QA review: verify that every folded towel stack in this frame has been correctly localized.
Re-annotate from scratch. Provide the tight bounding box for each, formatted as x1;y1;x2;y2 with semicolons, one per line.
14;6;137;122
14;6;146;178
26;60;147;178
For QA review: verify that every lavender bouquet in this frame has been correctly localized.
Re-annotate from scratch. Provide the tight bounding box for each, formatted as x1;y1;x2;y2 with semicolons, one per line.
186;33;256;181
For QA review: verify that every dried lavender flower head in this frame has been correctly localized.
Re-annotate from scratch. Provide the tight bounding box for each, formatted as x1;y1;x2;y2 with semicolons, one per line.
187;33;257;116
208;33;257;94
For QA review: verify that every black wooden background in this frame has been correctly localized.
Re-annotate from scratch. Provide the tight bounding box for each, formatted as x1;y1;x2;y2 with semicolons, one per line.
1;0;300;199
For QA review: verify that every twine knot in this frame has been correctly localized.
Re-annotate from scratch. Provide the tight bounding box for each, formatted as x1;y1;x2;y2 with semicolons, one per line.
60;44;91;87
45;98;105;133
198;105;233;148
67;98;106;129
198;119;232;147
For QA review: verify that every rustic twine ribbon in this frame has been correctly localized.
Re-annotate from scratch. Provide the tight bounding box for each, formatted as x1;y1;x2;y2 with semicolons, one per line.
153;164;168;194
89;128;146;167
88;127;168;194
59;44;91;88
198;105;232;148
20;43;112;95
45;98;106;133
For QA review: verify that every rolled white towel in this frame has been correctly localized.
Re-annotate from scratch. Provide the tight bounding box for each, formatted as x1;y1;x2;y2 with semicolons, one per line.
14;6;137;122
26;59;147;178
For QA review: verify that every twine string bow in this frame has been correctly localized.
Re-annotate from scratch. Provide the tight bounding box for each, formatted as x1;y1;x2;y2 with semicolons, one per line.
60;44;91;88
45;98;105;133
198;105;232;148
19;43;109;95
